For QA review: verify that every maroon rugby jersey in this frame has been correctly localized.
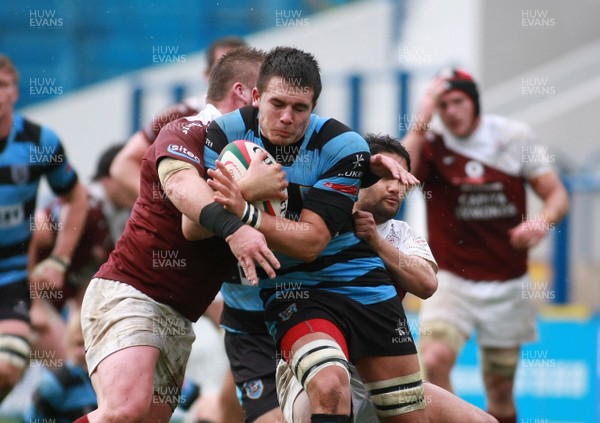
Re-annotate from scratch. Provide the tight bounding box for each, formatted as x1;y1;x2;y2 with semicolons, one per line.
142;98;203;144
95;116;236;321
413;115;551;281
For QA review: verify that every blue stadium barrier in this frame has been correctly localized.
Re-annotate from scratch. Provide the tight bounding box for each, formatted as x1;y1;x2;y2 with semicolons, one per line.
409;311;599;422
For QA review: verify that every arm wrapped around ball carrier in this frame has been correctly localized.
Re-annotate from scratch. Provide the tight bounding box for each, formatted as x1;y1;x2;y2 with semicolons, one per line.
198;200;262;239
199;202;245;239
159;157;245;240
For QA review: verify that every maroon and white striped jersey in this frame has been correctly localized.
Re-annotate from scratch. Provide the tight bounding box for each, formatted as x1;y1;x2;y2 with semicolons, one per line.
414;114;552;281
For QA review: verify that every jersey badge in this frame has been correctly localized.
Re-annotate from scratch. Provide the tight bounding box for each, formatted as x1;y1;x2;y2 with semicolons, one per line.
278;303;298;322
465;160;484;178
244;379;264;399
11;165;29;185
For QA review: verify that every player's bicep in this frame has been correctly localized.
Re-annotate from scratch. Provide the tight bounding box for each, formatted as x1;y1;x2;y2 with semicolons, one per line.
45;160;78;197
158;157;198;190
303;188;354;237
304;150;367;236
528;171;563;200
298;207;332;243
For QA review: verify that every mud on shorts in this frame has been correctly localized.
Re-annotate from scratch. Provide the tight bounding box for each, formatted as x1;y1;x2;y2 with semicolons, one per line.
81;278;195;409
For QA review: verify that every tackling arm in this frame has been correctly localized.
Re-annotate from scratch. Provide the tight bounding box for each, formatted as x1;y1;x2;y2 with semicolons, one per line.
353;210;437;299
401;77;447;172
110;130;150;197
508;171;569;250
49;182;88;264
30;182;88;290
208;161;332;262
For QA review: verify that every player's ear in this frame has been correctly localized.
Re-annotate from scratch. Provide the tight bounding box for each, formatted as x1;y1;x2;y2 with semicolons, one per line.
251;87;260;107
232;82;245;99
9;81;18;105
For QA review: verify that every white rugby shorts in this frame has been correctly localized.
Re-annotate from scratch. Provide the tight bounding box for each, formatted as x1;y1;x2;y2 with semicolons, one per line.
419;270;538;348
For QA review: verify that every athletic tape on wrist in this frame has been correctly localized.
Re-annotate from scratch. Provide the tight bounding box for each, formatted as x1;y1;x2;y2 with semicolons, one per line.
241;202;262;229
49;254;70;270
199;202;245;239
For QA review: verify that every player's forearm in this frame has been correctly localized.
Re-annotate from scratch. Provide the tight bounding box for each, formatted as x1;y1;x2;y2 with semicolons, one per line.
531;172;569;225
401;85;437;172
371;238;437;299
540;185;569;225
111;131;149;197
413;92;437;130
51;182;88;262
164;168;216;223
258;213;330;262
181;214;213;241
112;160;142;197
394;255;437;299
401;131;426;174
27;211;58;272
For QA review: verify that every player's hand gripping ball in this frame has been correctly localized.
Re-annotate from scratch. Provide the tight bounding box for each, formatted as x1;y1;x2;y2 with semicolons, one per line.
218;140;288;216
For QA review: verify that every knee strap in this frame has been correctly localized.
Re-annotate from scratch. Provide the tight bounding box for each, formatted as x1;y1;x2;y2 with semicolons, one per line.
482;348;519;378
291;339;349;389
0;334;30;369
364;371;425;417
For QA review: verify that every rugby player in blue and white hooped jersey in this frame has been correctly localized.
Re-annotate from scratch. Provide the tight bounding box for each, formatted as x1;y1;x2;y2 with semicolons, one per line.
202;47;425;423
218;132;499;423
0;55;87;402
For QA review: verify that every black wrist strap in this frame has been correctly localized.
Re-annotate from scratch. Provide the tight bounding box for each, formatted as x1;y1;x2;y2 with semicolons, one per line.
199;202;245;239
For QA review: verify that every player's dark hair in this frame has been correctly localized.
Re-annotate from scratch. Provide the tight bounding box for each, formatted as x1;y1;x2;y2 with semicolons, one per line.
205;36;247;76
0;55;19;85
257;46;322;105
206;47;266;103
364;133;411;172
93;143;125;181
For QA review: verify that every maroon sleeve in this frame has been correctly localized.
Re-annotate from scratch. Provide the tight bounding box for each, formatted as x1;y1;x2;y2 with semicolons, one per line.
97;114;235;321
151;116;208;177
142;103;199;144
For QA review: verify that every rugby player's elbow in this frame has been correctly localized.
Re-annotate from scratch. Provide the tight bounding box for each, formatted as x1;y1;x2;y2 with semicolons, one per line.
298;236;329;262
419;277;438;299
300;250;320;263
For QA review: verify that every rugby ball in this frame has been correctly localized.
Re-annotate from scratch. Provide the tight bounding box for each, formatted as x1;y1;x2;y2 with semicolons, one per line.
218;140;287;217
